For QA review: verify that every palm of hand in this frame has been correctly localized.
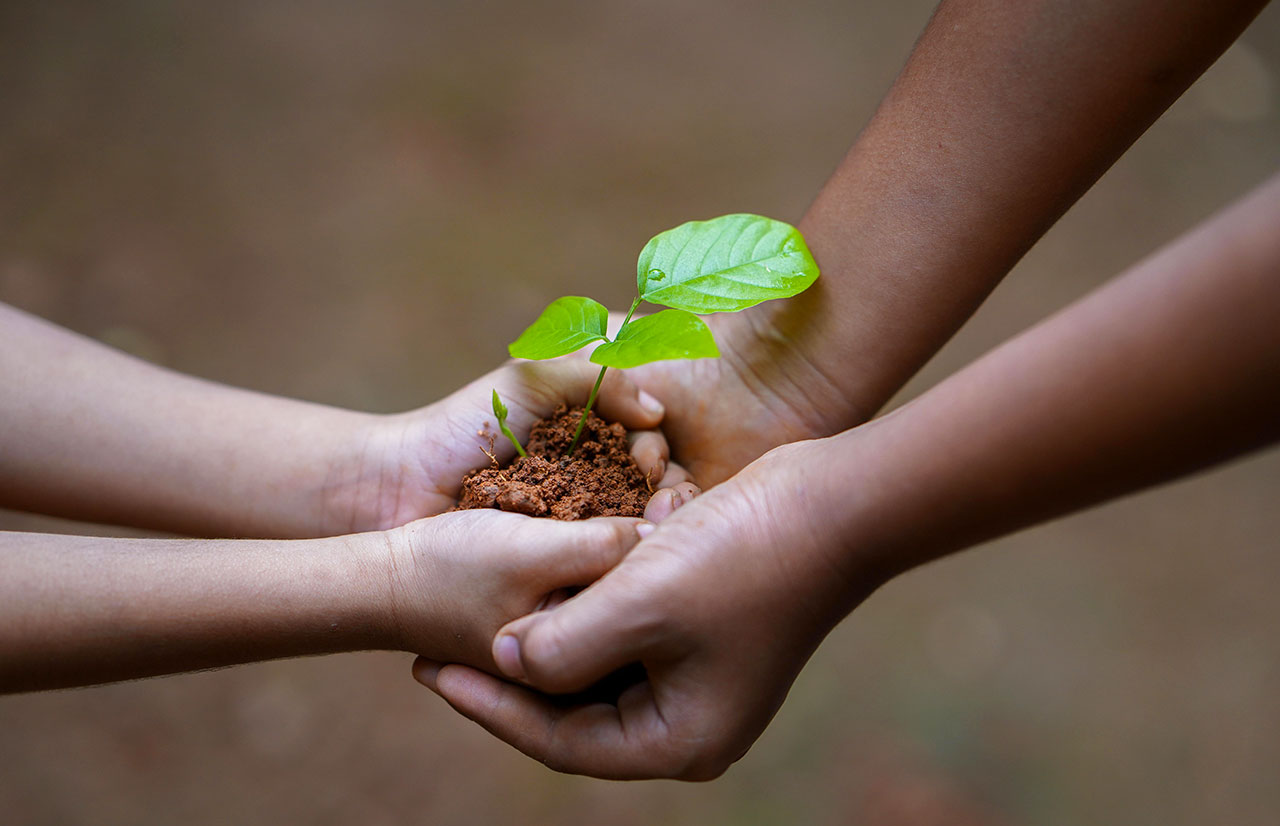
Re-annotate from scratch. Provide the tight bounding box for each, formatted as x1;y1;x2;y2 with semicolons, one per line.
324;359;668;533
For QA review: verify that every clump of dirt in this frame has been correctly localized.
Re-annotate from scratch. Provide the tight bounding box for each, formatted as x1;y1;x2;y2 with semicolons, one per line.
454;404;651;520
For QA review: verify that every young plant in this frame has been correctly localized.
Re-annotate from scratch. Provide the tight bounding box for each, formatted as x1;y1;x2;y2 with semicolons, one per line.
491;389;527;457
505;213;820;454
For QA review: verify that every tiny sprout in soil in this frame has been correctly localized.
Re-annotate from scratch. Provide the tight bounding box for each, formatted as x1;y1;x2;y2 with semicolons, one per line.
491;389;527;457
502;213;821;453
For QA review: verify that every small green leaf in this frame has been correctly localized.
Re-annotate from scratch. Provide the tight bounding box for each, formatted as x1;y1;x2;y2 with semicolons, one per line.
637;214;819;313
509;296;609;360
491;389;527;457
590;310;719;368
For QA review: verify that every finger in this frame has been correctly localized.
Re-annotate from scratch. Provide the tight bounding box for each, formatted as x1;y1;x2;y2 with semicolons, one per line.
656;460;692;490
536;587;574;611
643;481;701;523
592;369;664;430
431;663;680;779
627;430;668;483
519;516;648;587
492;572;660;694
496;360;655;429
411;656;443;690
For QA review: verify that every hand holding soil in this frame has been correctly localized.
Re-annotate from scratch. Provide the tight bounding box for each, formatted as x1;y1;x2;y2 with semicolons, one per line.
0;303;694;691
416;175;1280;780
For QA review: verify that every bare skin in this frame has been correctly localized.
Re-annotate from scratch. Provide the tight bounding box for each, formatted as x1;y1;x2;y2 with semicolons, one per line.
622;0;1268;486
0;511;650;693
0;311;691;691
416;169;1280;781
0;302;684;537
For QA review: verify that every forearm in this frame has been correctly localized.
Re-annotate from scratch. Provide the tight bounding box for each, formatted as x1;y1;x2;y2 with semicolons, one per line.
0;303;382;537
743;0;1268;427
0;529;393;692
825;172;1280;582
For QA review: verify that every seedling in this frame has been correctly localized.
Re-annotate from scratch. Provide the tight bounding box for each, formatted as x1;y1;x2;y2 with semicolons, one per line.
503;213;820;454
491;389;527;457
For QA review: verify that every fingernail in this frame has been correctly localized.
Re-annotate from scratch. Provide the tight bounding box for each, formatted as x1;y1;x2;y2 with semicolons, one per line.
636;521;656;539
637;390;664;417
411;658;441;688
494;634;525;679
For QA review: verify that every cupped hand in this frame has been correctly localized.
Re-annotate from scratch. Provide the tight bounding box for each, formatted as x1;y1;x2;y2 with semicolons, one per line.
321;359;692;534
382;509;656;673
411;437;879;780
617;311;855;487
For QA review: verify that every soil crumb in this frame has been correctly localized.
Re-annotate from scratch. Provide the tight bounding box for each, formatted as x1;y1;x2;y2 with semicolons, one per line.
454;404;650;520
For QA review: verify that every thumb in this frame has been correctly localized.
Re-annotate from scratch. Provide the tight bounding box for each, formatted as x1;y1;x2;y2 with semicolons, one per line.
493;571;658;695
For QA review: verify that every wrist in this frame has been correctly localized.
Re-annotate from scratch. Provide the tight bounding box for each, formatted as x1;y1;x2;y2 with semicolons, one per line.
723;438;890;633
313;411;424;536
807;412;974;595
730;301;878;435
329;529;405;652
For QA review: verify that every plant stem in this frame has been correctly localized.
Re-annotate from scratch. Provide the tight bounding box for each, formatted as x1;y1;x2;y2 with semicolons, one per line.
566;297;642;456
567;365;607;456
618;296;641;329
499;420;528;457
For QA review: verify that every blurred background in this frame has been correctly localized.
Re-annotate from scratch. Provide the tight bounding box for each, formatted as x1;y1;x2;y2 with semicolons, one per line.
1;1;1278;823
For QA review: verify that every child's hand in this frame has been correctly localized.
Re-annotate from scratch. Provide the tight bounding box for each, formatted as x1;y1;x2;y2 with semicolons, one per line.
321;359;692;534
380;509;651;672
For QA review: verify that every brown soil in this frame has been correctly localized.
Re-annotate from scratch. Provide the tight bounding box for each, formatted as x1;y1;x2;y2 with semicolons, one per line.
454;404;650;520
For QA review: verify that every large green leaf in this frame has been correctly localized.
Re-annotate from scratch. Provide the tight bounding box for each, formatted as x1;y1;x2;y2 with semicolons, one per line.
508;296;609;360
636;214;819;313
590;310;719;368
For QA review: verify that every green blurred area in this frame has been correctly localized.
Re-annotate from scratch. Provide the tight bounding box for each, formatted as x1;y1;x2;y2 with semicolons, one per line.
2;2;1279;823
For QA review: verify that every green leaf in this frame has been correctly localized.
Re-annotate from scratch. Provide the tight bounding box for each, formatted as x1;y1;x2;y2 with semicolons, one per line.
637;214;820;313
590;310;719;368
508;296;609;360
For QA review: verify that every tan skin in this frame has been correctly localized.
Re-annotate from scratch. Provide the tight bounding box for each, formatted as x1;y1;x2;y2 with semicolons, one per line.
0;309;696;692
0;511;655;694
620;0;1268;486
418;170;1280;781
409;0;1277;781
0;303;689;538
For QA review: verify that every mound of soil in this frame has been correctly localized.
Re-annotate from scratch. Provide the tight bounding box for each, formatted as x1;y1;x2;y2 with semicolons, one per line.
454;404;651;520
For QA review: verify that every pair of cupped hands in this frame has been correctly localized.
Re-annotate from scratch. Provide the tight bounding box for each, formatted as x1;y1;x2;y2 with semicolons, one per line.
362;318;859;781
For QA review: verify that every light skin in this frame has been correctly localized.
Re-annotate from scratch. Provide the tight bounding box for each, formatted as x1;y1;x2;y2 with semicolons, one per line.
0;309;694;692
416;169;1280;781
0;511;653;694
0;302;688;538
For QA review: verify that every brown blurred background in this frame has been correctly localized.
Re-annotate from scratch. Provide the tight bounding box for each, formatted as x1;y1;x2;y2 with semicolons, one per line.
1;2;1278;823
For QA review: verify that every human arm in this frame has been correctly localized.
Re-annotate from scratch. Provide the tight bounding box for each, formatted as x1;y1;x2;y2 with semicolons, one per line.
416;172;1280;779
0;302;671;536
627;0;1269;484
0;510;648;693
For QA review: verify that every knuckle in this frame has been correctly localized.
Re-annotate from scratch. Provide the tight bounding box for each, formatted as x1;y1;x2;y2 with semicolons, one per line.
673;744;734;782
521;623;573;691
607;519;638;556
577;520;633;568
